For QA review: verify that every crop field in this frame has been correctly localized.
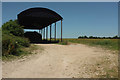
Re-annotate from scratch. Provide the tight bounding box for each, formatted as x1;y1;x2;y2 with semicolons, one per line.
60;39;119;51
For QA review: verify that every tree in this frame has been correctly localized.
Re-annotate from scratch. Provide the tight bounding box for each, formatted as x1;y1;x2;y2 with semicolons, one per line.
113;35;118;39
78;35;88;39
2;20;24;36
89;36;93;39
84;35;88;38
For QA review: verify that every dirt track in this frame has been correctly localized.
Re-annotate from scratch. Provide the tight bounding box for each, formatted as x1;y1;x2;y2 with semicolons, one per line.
2;44;118;78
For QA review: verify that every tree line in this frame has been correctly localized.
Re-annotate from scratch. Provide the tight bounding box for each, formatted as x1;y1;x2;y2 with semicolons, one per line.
78;35;120;39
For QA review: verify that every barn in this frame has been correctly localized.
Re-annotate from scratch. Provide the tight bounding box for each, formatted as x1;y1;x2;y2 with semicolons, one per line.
17;7;63;43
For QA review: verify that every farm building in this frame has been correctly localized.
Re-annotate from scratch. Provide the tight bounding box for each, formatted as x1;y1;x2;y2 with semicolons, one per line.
17;7;63;43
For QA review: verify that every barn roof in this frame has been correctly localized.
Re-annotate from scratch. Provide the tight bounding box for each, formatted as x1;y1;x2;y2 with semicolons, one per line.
17;7;63;29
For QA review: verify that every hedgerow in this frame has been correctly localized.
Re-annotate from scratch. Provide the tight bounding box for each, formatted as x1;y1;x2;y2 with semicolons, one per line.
2;20;30;56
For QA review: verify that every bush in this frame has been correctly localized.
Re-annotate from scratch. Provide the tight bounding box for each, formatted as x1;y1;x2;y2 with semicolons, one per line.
2;33;19;56
59;41;69;45
2;20;30;56
2;20;24;36
2;32;30;56
14;37;30;47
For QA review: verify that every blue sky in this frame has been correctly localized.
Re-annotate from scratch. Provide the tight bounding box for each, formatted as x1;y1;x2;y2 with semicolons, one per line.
2;2;118;38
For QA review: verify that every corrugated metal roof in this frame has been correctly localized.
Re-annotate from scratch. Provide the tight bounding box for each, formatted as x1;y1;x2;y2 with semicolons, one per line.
17;7;63;29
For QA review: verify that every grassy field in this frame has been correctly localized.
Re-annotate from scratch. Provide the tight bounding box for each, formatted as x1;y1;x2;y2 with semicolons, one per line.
59;39;119;51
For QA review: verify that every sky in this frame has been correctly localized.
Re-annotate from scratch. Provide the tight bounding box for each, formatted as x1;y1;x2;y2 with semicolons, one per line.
1;0;120;2
2;2;118;38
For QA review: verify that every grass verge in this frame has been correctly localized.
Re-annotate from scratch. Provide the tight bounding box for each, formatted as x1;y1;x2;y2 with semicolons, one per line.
59;39;118;51
2;44;43;61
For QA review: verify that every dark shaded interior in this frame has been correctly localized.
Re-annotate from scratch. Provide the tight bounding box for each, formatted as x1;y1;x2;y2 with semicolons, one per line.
18;7;63;43
24;31;59;44
24;31;42;43
18;7;63;29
